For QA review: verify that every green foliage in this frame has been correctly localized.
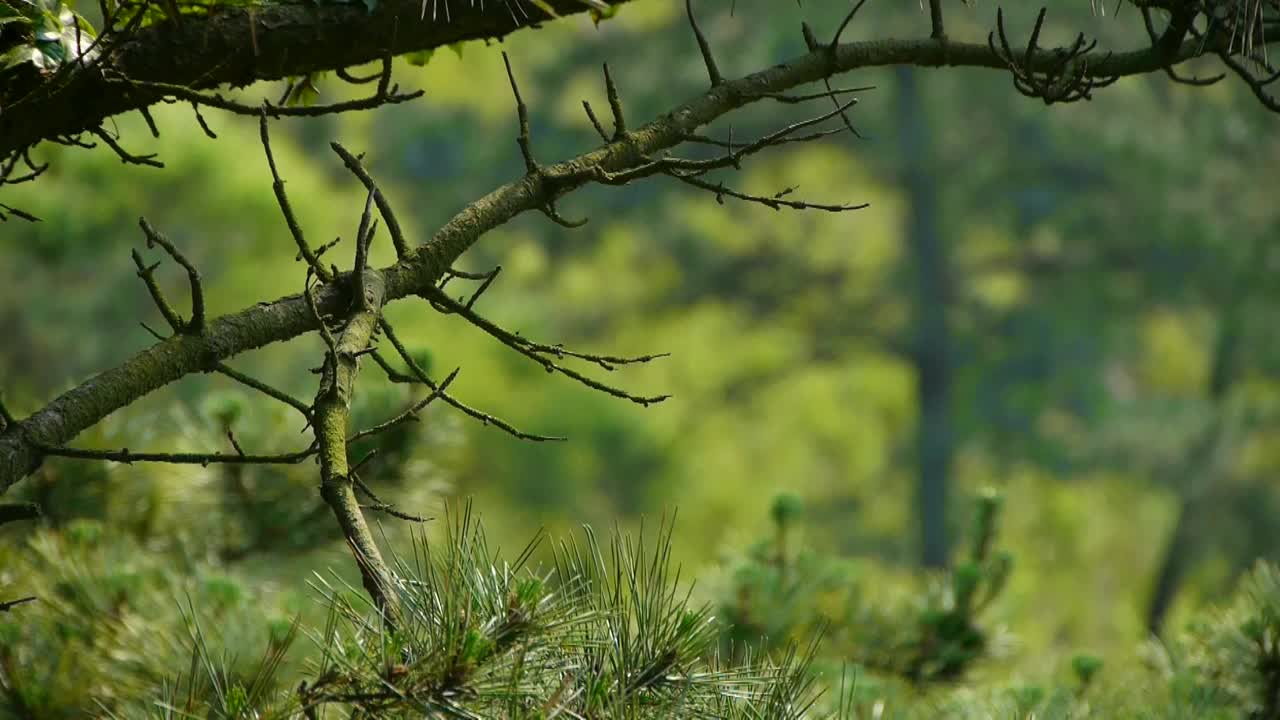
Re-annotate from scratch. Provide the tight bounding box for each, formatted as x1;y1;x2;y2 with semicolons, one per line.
3;508;827;717
0;0;95;73
0;523;291;717
1152;560;1280;719
716;489;1013;685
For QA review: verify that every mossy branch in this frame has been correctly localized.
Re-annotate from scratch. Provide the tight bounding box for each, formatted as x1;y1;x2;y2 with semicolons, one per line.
0;15;1262;497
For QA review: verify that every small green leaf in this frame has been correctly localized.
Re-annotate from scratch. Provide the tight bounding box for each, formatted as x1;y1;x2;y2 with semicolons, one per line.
0;46;35;70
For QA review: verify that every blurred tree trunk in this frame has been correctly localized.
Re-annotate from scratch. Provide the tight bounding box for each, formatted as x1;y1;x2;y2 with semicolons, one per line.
896;66;953;569
1145;289;1243;635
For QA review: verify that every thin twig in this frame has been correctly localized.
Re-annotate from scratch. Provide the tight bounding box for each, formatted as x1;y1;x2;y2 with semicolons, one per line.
347;367;459;444
425;288;669;406
37;443;317;465
686;0;724;86
375;320;564;442
214;362;312;420
603;62;627;139
502;52;538;172
330;143;411;259
260;111;331;280
92;125;163;167
138;217;205;332
101;75;422;119
132;251;185;331
0;596;36;612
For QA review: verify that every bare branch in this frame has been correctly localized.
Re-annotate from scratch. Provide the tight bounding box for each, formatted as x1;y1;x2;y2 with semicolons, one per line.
686;0;724;86
37;443;317;465
352;472;430;523
0;596;36;613
0;18;1263;496
261;112;332;281
928;0;946;41
582;100;611;142
0;0;628;157
138;217;205;333
424;287;669;407
604;62;628;139
331;143;411;259
102;74;423;120
309;265;401;626
0;503;40;527
92;125;163;168
375;321;565;442
213;362;312;421
674;174;868;213
503;52;538;173
132;250;185;332
347;367;460;444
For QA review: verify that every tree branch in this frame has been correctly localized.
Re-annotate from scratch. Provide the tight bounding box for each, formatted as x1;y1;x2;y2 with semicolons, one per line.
311;267;402;627
0;0;633;157
0;25;1257;496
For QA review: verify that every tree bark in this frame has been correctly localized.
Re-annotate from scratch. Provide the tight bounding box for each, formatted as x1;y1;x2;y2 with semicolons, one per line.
896;66;953;569
0;10;1216;160
0;27;1227;497
1145;291;1242;635
312;268;402;627
0;0;629;157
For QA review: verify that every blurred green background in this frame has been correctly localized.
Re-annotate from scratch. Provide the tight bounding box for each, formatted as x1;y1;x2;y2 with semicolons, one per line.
2;1;1279;714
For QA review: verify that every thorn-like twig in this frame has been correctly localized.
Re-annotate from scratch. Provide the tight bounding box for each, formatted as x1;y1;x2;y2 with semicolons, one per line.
676;174;868;213
331;143;410;259
261;111;331;280
214;362;312;420
928;0;946;41
191;102;217;138
0;596;37;612
686;0;724;86
138;217;205;332
139;105;160;138
375;320;564;442
348;367;459;443
502;52;538;172
583;100;610;141
305;271;339;359
988;8;1118;105
352;472;431;523
351;189;375;305
425;287;670;406
101;74;422;120
92;125;164;167
132;250;185;332
603;63;627;139
226;429;247;456
830;0;870;49
465;266;501;310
